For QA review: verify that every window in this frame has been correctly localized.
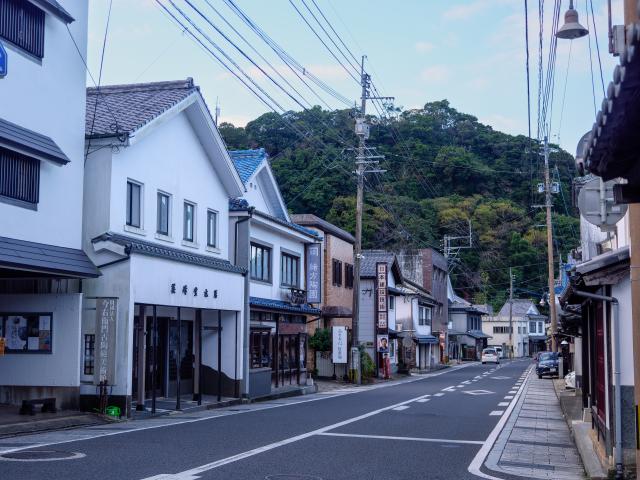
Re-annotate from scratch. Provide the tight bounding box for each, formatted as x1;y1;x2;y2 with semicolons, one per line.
538;322;543;334
207;210;218;247
493;326;512;334
250;243;271;282
345;263;354;289
125;181;142;227
418;306;431;326
389;295;395;310
0;313;52;353
530;321;537;334
332;259;343;286
0;0;45;59
0;147;40;206
250;329;271;368
183;202;195;242
280;252;300;287
157;192;170;235
84;334;95;375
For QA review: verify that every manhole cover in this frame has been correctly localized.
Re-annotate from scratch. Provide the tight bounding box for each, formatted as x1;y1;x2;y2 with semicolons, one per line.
265;475;323;480
0;450;86;462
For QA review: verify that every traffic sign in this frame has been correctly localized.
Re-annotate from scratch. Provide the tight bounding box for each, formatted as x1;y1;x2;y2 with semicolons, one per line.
0;41;7;78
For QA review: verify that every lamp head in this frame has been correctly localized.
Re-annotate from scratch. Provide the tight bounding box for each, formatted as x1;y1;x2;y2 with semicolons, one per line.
556;2;589;40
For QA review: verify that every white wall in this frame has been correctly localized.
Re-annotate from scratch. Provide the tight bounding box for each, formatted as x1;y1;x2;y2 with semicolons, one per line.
613;276;633;386
89;111;232;260
0;1;88;248
0;294;82;386
248;221;307;301
242;173;271;215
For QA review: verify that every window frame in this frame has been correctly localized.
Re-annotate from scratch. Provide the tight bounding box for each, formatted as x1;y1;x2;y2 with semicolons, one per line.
389;295;395;310
344;263;354;289
126;180;143;229
280;251;300;288
156;191;171;237
0;0;46;60
332;259;343;286
250;242;272;283
183;200;196;243
206;209;218;248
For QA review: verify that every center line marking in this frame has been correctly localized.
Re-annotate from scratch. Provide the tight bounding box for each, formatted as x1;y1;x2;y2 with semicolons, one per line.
416;399;430;403
434;393;445;397
318;432;484;445
392;406;410;411
504;396;513;400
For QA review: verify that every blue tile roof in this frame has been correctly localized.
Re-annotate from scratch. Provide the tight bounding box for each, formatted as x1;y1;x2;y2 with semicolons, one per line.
229;148;267;183
250;297;321;315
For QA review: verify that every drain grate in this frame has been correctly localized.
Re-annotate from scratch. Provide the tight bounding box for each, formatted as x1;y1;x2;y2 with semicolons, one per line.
0;450;86;462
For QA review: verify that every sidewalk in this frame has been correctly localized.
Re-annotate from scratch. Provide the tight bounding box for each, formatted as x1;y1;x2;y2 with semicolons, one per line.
485;369;585;479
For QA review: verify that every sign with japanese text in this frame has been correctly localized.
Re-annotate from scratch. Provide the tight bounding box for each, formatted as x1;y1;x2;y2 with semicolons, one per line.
332;326;347;363
377;334;389;353
375;262;388;330
94;298;117;385
306;243;322;304
0;337;5;356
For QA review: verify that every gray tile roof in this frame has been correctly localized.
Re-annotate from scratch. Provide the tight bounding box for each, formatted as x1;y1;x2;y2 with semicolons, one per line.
0;236;99;278
93;232;245;274
250;297;321;315
229;149;266;183
497;299;539;317
0;117;69;165
290;214;355;244
86;79;197;139
360;250;403;281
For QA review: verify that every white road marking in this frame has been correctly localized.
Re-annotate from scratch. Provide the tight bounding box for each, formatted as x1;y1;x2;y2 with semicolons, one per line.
416;399;430;403
434;393;445;397
489;411;504;416
456;384;465;388
498;402;509;407
504;396;513;400
462;380;471;385
467;366;532;480
138;380;467;479
422;394;431;397
463;390;494;396
392;406;410;411
318;432;484;445
508;390;517;394
442;386;456;392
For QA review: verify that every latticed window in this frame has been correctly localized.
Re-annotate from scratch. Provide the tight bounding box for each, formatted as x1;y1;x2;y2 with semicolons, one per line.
0;0;45;59
0;147;39;206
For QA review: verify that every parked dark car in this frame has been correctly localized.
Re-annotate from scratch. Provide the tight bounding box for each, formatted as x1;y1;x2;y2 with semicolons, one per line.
536;352;559;378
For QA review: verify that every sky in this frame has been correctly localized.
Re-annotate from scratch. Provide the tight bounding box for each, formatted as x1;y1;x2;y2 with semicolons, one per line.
87;0;624;155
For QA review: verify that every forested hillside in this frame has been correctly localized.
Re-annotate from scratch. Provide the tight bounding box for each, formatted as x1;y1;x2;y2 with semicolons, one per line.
219;100;579;309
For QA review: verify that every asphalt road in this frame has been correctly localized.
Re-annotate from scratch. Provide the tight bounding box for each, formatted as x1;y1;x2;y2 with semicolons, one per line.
0;359;531;480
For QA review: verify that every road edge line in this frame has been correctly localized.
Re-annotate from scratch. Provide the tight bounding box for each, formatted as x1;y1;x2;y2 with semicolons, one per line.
467;363;533;480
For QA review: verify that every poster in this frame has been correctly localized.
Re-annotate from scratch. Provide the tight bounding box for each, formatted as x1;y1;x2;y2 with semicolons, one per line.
332;326;347;363
6;316;26;350
377;334;389;353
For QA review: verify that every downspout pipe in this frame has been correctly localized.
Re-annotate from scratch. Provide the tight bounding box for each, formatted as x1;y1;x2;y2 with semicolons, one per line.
234;208;253;398
575;290;623;479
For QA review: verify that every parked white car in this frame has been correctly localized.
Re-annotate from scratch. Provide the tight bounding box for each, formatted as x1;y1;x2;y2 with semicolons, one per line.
481;348;499;364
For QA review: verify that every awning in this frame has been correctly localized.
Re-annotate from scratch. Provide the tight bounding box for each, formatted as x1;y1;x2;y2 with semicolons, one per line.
0;118;70;166
414;335;438;345
0;236;99;278
388;328;400;339
321;305;352;318
250;296;321;315
467;330;491;340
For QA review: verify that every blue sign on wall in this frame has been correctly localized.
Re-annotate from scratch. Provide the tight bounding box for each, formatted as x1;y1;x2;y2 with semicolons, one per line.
306;243;322;304
0;41;7;78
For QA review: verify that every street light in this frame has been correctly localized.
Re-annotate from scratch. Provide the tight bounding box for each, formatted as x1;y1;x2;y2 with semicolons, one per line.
556;0;589;39
561;339;569;346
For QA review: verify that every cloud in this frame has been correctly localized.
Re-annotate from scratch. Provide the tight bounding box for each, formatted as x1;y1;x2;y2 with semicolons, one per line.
421;65;451;83
442;0;491;20
480;113;524;135
415;41;435;53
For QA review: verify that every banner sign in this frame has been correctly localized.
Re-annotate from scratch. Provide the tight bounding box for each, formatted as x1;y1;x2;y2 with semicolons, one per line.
375;262;388;329
0;337;4;356
332;326;347;363
94;298;117;385
306;243;322;304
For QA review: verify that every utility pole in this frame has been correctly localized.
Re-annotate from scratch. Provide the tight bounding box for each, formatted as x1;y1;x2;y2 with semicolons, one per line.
543;136;559;352
508;267;514;359
351;55;391;384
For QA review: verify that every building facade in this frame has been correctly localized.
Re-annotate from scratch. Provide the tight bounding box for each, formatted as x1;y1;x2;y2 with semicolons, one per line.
0;0;99;409
228;150;321;398
82;79;247;415
482;300;547;358
447;280;489;361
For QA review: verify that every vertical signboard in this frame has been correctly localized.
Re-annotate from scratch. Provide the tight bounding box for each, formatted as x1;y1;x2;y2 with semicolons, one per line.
375;262;388;329
306;243;322;304
0;41;7;78
94;298;117;385
332;326;347;363
0;337;5;356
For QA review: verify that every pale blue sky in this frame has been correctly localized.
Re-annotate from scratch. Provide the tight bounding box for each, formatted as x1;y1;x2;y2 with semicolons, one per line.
87;0;623;154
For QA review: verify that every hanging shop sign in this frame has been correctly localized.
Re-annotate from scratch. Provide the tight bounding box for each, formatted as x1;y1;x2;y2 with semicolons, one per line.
94;298;117;385
306;243;322;304
332;326;347;363
375;262;388;329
